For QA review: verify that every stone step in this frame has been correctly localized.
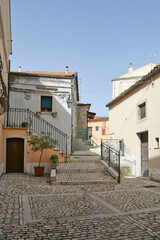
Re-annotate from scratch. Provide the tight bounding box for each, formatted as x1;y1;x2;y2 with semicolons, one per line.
71;151;100;156
56;162;106;173
51;172;117;185
69;155;101;162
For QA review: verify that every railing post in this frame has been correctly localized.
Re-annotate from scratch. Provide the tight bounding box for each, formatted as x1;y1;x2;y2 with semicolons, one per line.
109;147;111;167
65;134;67;159
118;150;120;183
27;108;31;133
101;138;102;159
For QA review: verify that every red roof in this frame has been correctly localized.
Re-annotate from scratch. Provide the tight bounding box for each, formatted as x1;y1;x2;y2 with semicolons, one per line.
11;71;75;77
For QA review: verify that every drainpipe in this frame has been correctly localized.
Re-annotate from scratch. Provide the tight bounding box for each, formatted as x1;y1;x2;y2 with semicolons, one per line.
7;60;10;127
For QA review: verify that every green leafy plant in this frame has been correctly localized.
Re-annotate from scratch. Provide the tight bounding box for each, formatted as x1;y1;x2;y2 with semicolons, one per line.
28;132;57;167
50;154;59;163
0;95;7;108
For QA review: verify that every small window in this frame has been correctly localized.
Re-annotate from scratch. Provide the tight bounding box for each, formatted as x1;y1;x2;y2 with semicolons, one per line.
119;140;123;150
95;126;99;131
102;128;105;135
155;138;159;149
41;96;52;112
138;102;146;119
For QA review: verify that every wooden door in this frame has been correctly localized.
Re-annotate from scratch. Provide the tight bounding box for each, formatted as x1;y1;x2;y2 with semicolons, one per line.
6;138;24;173
141;132;148;177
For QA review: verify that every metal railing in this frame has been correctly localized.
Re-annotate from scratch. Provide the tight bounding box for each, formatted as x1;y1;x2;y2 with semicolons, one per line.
4;108;68;156
102;138;124;154
101;139;120;183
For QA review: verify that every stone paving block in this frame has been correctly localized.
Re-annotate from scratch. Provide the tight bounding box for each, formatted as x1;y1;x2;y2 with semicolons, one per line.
1;174;160;239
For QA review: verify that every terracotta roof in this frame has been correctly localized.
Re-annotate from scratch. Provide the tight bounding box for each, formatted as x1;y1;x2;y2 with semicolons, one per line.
10;71;75;77
88;112;96;119
88;116;109;121
106;64;160;107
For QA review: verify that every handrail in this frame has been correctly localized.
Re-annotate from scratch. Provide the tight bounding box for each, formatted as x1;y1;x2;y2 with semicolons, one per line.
102;142;119;154
101;139;120;183
4;108;68;156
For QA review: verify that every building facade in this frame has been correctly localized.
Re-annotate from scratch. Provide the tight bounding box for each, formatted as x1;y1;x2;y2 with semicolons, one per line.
112;63;157;99
107;65;160;181
88;117;109;145
0;0;12;176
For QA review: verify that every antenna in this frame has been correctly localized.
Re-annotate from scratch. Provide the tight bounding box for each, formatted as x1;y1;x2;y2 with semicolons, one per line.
149;51;157;62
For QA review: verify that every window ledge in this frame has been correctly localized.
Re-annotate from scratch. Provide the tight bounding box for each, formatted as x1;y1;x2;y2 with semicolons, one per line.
36;112;57;118
154;147;160;149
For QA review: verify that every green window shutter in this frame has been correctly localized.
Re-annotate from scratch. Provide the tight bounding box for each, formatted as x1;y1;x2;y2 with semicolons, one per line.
41;96;52;111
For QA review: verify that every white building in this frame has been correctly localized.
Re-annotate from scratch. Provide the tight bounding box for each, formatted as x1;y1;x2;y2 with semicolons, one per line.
112;63;157;99
9;68;79;155
106;64;160;181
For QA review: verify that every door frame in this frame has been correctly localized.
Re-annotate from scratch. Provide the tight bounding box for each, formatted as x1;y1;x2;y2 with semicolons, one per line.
137;131;149;177
4;134;27;173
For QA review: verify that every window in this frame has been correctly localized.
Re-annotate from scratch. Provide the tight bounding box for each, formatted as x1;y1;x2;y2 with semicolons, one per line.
102;128;105;135
155;138;159;149
119;140;123;150
41;96;52;112
138;102;146;119
95;126;99;131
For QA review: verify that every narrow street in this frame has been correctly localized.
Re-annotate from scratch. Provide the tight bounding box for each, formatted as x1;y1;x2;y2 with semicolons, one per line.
1;174;160;239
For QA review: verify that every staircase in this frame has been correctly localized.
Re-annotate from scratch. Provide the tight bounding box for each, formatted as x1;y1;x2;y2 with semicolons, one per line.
4;108;68;157
51;150;117;185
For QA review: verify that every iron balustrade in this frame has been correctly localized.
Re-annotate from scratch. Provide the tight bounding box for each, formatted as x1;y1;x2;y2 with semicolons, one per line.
101;139;121;183
4;108;68;157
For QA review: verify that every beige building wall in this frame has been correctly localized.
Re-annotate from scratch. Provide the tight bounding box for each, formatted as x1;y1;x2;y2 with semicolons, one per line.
0;0;12;90
0;0;12;176
109;72;160;179
112;63;157;99
88;118;109;145
3;128;66;174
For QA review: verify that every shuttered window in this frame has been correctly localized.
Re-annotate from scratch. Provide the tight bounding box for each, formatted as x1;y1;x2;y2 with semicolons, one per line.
41;96;52;112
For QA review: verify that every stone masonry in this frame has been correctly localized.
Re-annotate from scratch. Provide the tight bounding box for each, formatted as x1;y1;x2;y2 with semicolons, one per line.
1;174;160;239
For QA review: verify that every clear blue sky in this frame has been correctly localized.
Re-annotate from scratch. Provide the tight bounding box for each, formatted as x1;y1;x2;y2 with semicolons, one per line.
10;0;160;116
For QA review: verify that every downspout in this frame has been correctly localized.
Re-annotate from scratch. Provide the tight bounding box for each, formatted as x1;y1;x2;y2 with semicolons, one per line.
7;60;10;127
71;76;74;153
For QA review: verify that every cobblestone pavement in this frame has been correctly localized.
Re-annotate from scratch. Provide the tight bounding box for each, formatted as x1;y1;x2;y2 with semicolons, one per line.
1;174;160;239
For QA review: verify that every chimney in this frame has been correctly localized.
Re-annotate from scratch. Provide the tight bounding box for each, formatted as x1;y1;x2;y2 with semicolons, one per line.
65;66;69;74
128;63;133;72
18;66;21;72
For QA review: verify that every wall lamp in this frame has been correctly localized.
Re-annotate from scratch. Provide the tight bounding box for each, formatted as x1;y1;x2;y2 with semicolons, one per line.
67;95;72;108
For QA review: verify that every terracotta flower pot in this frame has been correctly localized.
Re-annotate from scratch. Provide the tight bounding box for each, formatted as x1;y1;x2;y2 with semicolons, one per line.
51;163;57;169
34;166;45;177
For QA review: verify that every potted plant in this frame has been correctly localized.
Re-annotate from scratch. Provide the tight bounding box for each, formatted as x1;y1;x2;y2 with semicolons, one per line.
21;122;28;128
50;154;59;169
28;132;56;176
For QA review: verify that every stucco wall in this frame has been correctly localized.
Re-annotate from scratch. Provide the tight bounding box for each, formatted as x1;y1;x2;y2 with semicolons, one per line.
3;128;66;174
0;0;11;91
109;72;160;178
88;119;109;145
9;74;76;154
113;78;139;99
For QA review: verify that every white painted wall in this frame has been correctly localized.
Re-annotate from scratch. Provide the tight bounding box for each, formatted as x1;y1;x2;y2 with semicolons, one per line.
9;74;78;154
109;72;160;179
